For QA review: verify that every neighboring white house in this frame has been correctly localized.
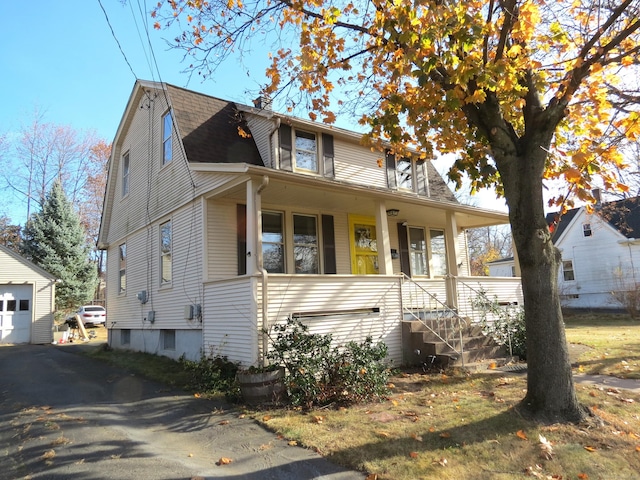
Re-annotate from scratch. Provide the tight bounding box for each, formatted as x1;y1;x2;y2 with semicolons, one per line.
546;196;640;310
98;80;523;366
0;245;56;344
487;256;517;277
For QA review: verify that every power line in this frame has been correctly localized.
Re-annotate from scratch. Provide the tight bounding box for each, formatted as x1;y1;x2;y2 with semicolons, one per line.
97;0;138;80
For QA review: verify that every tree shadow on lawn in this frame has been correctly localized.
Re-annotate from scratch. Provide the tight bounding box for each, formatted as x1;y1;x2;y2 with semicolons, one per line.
330;409;527;467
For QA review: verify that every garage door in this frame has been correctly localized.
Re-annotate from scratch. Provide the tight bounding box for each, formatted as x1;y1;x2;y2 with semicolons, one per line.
0;284;33;344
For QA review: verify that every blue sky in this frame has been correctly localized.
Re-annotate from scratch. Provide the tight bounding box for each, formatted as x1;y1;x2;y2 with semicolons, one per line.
0;0;274;142
0;0;507;222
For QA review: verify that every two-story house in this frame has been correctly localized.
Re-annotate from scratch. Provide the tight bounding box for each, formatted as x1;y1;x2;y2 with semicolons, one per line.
546;195;640;310
98;80;523;367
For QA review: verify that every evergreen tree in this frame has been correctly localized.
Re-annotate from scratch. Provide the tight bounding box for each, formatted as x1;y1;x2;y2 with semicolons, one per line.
21;181;97;312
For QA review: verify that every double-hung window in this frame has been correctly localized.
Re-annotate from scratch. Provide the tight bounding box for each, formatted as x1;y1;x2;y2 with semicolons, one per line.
119;243;126;293
294;130;318;172
262;212;285;273
162;111;173;165
293;214;318;274
583;223;592;237
396;158;414;190
429;229;447;277
160;220;172;284
409;227;428;276
122;151;130;196
562;260;575;281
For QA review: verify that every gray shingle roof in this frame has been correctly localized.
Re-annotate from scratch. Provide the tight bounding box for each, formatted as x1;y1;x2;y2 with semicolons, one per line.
165;84;264;166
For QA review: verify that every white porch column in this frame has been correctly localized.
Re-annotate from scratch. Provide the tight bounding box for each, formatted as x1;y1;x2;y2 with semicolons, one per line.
245;179;259;275
375;201;394;275
444;211;461;308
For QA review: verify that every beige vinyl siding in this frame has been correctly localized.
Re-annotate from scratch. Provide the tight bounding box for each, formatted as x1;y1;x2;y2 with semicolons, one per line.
244;114;274;167
333;139;387;189
457;230;470;276
106;92;200;246
106;201;204;331
265;275;403;364
402;278;448;308
455;276;524;319
331;211;351;274
207;201;239;279
203;277;258;366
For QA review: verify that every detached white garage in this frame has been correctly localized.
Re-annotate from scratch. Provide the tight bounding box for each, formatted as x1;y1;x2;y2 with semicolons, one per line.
0;245;56;344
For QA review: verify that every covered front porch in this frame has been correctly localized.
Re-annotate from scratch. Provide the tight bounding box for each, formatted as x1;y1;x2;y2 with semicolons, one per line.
196;164;522;366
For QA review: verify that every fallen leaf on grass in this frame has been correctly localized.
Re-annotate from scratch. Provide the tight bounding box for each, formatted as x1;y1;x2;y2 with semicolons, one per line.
409;451;419;458
433;457;448;467
312;415;325;424
365;474;378;480
538;435;554;460
635;446;640;452
262;415;272;422
517;430;528;440
584;445;596;452
411;433;423;442
216;457;233;466
376;431;391;438
620;397;635;404
288;440;298;446
219;420;230;425
439;432;451;438
429;426;436;432
577;474;589;479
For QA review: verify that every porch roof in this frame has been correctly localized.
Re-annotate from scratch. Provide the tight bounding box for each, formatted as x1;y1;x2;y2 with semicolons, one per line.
191;163;509;229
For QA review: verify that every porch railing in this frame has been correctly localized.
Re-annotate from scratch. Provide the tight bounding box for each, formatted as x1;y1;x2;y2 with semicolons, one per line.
453;275;523;323
400;273;468;366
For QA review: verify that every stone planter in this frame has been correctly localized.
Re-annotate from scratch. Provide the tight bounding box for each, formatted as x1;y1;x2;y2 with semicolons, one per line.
237;367;286;405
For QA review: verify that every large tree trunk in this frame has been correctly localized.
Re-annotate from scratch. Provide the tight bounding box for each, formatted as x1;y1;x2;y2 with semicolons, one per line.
501;149;589;423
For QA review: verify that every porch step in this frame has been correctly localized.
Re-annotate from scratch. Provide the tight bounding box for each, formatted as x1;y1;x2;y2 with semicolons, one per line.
402;321;507;369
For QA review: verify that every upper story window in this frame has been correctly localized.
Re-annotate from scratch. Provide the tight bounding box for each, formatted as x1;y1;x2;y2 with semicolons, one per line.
278;125;334;177
582;223;592;237
386;151;429;195
122;151;130;197
119;243;126;293
160;220;172;284
294;130;318;172
162;111;173;165
562;260;575;281
396;158;413;190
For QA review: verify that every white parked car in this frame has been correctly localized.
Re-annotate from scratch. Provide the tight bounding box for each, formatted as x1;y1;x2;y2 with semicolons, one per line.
67;305;107;327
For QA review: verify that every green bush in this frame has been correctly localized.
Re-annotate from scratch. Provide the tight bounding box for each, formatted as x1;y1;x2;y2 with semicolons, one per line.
179;354;240;395
266;318;390;408
473;291;527;360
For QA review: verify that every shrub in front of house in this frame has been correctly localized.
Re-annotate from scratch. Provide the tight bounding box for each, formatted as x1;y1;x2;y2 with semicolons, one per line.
267;318;391;408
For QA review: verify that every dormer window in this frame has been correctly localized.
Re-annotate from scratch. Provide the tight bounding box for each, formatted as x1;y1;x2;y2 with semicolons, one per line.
386;151;429;195
277;125;334;177
583;223;592;237
294;130;318;172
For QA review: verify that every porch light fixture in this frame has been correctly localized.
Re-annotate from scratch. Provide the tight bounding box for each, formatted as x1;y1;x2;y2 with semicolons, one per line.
386;208;400;217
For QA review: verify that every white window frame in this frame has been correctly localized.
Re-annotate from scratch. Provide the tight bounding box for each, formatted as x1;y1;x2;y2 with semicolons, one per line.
119;243;126;293
122;151;130;197
262;211;285;273
293;129;318;173
160;220;172;284
396;158;414;191
429;229;448;277
408;226;428;276
162;110;173;165
562;260;575;281
293;214;319;274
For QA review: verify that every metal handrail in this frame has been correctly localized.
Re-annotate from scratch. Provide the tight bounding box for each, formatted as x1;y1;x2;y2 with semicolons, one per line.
400;274;467;366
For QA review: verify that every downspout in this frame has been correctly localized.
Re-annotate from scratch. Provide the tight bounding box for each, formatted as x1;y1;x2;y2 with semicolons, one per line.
256;175;270;366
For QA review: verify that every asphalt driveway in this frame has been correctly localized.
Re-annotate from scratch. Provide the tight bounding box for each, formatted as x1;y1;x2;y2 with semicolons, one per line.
0;344;364;480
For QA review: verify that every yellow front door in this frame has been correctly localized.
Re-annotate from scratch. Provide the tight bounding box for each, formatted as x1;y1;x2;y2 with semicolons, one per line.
349;215;379;274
